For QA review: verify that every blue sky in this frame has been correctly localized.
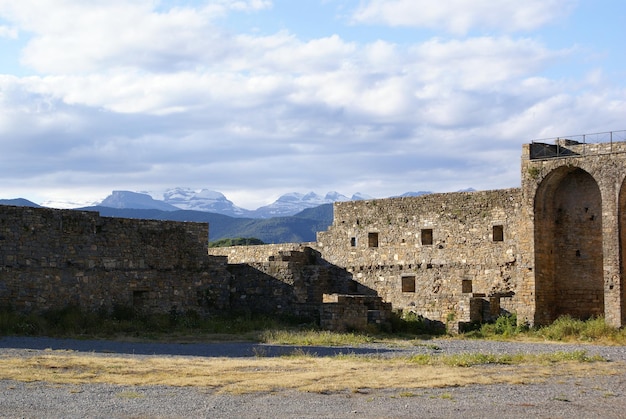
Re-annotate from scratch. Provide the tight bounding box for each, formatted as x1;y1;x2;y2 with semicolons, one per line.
0;0;625;209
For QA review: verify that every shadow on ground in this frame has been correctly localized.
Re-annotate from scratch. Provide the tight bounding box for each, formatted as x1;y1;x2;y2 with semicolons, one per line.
0;336;405;358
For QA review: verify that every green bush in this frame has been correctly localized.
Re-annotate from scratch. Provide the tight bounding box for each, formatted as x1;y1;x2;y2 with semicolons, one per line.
390;311;446;336
464;314;528;339
534;315;622;342
0;305;303;339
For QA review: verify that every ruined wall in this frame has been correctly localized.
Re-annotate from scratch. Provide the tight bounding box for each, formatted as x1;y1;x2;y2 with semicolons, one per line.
315;188;534;328
5;138;626;331
217;246;380;319
522;141;626;326
0;206;231;314
208;243;314;263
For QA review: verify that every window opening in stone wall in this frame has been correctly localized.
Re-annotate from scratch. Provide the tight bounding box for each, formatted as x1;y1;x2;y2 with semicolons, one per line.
493;225;504;242
421;229;433;245
402;275;416;292
462;279;473;293
368;232;379;247
350;237;356;247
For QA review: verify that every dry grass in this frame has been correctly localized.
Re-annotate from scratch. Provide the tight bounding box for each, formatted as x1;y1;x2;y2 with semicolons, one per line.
0;351;618;394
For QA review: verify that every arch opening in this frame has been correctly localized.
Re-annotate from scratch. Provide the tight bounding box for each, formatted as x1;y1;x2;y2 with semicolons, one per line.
618;178;626;324
534;167;604;324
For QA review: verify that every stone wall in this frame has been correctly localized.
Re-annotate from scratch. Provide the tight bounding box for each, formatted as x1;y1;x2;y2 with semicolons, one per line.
4;137;626;331
522;141;626;326
315;188;532;329
0;207;387;329
0;206;231;315
208;243;316;263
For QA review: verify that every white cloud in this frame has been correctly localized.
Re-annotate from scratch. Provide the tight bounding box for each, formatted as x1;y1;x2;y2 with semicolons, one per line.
0;24;17;38
0;1;228;74
352;0;576;34
0;0;624;209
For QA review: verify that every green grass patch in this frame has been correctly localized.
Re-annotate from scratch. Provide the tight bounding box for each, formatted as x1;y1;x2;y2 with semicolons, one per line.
463;314;626;345
533;316;626;342
407;350;605;367
260;329;376;346
0;305;304;341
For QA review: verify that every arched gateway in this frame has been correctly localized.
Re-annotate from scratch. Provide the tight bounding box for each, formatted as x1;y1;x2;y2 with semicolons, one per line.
534;167;604;322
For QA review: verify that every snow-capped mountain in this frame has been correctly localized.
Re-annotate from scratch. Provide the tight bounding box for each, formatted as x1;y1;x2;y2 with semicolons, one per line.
92;189;367;218
99;191;179;211
351;192;374;201
161;188;252;217
46;188;450;218
253;191;350;218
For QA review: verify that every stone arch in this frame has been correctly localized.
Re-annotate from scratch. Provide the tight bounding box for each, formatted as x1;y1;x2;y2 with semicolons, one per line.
618;177;626;324
534;166;604;324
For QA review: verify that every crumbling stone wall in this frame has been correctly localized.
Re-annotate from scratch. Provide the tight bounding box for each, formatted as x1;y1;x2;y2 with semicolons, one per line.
316;189;533;330
208;243;314;264
4;138;626;332
0;207;386;330
0;206;231;315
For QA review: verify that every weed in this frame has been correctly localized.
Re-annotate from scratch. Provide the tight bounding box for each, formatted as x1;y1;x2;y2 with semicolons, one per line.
252;346;268;357
407;350;605;367
462;315;626;345
0;305;305;340
527;166;541;179
389;311;446;336
533;316;624;343
260;329;374;346
282;347;317;358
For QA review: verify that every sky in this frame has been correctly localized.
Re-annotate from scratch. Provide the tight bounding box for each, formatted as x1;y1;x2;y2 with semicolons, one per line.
0;0;625;210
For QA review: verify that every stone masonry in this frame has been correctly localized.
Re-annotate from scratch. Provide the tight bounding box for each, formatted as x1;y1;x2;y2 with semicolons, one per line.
0;206;231;315
3;134;626;331
212;134;626;330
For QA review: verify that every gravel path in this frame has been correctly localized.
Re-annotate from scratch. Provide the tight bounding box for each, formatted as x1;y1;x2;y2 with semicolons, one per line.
1;336;625;418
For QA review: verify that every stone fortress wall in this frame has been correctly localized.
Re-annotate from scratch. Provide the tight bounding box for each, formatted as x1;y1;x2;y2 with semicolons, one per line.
0;206;231;314
3;132;626;331
0;207;388;330
212;132;626;330
315;188;532;328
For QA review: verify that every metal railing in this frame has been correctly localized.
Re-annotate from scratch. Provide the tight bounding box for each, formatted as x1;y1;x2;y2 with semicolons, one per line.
530;130;626;160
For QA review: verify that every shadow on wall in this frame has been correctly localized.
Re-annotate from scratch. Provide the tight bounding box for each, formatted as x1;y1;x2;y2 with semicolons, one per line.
220;247;387;328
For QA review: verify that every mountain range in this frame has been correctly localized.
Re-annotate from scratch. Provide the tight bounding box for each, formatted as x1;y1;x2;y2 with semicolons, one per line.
0;188;440;244
99;188;381;218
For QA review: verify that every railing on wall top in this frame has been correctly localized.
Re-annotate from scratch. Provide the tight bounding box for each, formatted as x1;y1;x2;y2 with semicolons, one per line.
530;130;626;160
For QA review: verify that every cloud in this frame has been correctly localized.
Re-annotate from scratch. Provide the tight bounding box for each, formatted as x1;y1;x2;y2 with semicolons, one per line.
0;1;623;209
0;24;17;38
0;0;272;74
352;0;576;34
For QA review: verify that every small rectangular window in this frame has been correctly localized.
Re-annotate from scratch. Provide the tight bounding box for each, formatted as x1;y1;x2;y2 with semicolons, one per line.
368;232;379;248
421;229;433;245
462;279;473;293
402;276;416;293
493;225;504;242
350;237;356;247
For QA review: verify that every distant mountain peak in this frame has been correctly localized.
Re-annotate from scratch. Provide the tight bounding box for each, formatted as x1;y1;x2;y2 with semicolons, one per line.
351;192;373;201
160;187;251;217
0;198;41;208
99;191;179;211
254;191;350;218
